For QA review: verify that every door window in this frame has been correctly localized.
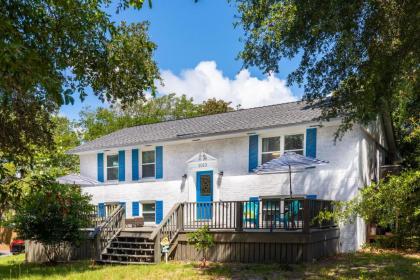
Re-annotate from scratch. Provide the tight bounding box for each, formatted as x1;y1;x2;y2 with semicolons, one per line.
200;175;211;196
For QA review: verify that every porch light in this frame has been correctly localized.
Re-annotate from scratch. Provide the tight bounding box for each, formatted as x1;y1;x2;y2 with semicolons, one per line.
182;174;187;179
218;171;224;176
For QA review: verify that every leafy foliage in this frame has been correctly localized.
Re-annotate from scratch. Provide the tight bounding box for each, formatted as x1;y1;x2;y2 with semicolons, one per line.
187;225;215;268
235;0;419;163
328;170;420;249
0;0;159;160
12;178;93;262
79;94;234;141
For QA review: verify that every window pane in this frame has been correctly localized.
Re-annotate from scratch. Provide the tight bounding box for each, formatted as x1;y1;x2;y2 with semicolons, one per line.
143;203;155;212
107;167;118;180
262;137;280;152
142;164;155;178
107;155;119;167
262;152;280;164
143;213;155;222
200;175;211;196
285;134;304;151
142;151;155;164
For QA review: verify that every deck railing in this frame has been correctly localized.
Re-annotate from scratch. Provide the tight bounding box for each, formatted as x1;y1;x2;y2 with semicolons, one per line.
181;198;329;231
150;198;336;262
95;205;125;257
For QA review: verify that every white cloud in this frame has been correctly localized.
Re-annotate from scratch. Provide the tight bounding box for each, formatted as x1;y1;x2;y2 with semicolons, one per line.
156;61;296;108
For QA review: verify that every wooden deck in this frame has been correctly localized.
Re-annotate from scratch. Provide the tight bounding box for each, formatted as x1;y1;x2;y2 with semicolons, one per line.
27;198;339;264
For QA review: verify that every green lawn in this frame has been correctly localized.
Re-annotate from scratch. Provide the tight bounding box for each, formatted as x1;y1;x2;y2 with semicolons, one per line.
0;249;418;279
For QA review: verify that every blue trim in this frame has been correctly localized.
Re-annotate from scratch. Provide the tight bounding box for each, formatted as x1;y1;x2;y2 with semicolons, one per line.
98;203;105;217
306;194;317;199
155;146;163;179
306;128;317;158
97;153;104;182
196;171;213;220
132;201;139;216
155;200;163;224
118;150;125;181
248;135;259;172
132;149;139;181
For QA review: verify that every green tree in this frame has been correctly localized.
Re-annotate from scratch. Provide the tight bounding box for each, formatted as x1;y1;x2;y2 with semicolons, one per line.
187;225;215;268
327;171;420;249
198;98;234;115
79;94;234;141
13;178;94;263
235;0;419;164
0;0;159;161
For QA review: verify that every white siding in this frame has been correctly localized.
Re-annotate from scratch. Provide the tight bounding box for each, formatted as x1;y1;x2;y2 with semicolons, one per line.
78;122;386;252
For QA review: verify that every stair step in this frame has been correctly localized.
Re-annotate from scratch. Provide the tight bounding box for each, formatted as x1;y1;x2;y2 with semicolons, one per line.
102;253;154;258
97;259;154;265
111;241;154;245
108;247;154;252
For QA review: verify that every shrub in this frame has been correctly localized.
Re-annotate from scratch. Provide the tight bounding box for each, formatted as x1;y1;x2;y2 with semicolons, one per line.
329;170;420;249
12;178;93;263
187;225;215;268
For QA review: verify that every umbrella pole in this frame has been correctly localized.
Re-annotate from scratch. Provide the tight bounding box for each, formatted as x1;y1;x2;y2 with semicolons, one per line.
289;165;292;198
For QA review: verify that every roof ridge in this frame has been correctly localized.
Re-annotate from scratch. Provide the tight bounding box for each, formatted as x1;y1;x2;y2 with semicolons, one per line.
120;100;303;131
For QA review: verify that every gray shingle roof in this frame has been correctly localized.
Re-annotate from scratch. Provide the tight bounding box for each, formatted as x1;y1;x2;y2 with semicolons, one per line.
68;101;321;154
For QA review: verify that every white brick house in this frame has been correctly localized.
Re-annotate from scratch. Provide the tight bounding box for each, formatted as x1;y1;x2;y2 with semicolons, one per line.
65;101;390;252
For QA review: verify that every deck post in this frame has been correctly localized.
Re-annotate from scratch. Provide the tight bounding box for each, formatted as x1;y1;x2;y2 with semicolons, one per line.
178;204;184;231
154;231;161;263
303;199;310;234
235;201;243;231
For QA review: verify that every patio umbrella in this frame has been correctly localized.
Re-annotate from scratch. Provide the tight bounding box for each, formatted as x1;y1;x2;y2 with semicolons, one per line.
254;152;328;198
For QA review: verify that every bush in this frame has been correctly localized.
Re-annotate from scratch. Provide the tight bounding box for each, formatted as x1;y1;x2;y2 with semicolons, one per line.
332;170;420;249
187;225;215;268
13;178;93;263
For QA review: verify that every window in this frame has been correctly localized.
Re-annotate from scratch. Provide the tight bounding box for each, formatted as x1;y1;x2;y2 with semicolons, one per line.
262;137;281;164
142;151;155;178
142;202;156;222
107;154;119;180
200;175;211;196
284;134;304;155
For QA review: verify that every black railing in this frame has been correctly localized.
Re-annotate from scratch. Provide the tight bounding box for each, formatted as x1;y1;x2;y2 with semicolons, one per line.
181;198;336;232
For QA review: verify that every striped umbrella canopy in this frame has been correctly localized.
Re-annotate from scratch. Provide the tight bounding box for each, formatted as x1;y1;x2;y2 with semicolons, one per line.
254;152;328;198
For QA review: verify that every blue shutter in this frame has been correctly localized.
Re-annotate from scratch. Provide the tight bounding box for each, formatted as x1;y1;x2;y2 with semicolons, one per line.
97;153;104;182
155;200;163;224
132;202;139;217
155;146;163;179
98;203;105;217
132;149;139;181
118;150;125;181
248;135;259;172
306;128;317;158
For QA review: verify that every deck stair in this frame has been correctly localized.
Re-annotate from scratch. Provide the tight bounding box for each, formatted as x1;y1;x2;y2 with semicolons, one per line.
99;234;155;264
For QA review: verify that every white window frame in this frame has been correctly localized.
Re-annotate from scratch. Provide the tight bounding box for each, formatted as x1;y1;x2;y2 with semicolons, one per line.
261;136;281;164
141;149;156;178
284;134;305;155
106;153;119;181
260;131;306;165
141;201;156;224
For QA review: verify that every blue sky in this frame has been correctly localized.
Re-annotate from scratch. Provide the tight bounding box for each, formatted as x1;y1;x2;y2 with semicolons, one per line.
60;0;302;120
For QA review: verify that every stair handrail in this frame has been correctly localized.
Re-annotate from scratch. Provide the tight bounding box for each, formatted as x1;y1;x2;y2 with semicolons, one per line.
95;205;126;257
149;202;183;262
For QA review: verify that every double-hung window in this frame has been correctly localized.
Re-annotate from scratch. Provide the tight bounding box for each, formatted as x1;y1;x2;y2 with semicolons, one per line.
284;134;304;155
106;154;119;181
142;202;156;223
262;137;281;164
142;151;155;178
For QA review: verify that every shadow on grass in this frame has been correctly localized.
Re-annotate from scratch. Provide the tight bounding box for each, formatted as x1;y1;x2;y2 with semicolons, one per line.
0;255;103;279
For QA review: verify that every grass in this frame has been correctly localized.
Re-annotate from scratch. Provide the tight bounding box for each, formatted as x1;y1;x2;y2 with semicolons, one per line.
0;249;418;279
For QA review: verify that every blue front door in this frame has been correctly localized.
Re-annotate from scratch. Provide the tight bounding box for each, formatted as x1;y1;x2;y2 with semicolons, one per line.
196;171;213;220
